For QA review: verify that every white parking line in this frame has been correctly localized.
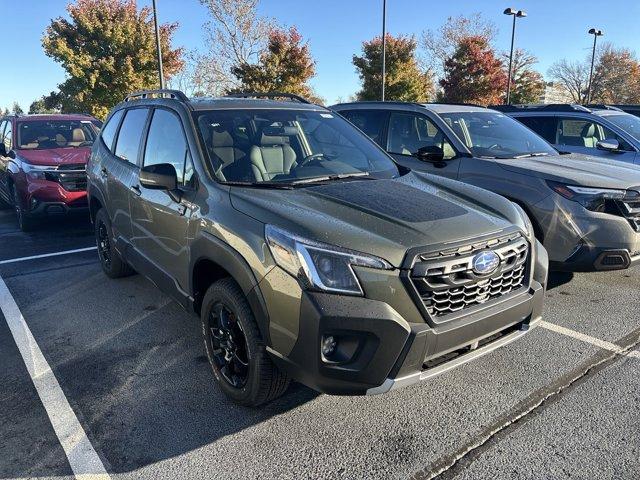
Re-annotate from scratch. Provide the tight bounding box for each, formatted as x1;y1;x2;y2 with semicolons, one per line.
540;321;640;358
0;275;111;479
0;246;97;265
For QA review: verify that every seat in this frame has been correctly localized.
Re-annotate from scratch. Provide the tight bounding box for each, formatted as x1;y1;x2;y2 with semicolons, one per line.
68;128;86;147
249;130;297;181
581;123;600;148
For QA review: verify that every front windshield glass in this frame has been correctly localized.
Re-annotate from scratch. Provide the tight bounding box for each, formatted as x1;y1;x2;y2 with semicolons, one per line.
193;109;399;184
438;111;557;159
16;120;98;150
604;114;640;141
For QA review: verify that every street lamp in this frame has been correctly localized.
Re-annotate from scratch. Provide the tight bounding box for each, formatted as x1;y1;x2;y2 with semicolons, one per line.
503;7;527;105
381;0;387;101
586;28;604;104
152;0;165;89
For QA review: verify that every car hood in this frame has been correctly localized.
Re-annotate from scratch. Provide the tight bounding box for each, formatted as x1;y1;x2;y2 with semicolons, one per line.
230;172;524;268
16;148;90;166
494;153;640;190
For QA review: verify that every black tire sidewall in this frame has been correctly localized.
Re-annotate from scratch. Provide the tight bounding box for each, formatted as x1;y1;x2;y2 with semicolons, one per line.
94;208;117;276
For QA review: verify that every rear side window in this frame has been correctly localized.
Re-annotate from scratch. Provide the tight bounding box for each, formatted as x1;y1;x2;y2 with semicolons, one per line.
143;109;192;186
114;108;149;164
100;110;124;151
517;116;557;143
340;110;387;147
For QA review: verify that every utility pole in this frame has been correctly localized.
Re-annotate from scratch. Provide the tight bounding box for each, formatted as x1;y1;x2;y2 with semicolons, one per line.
587;28;603;104
503;8;527;104
152;0;165;89
381;0;387;101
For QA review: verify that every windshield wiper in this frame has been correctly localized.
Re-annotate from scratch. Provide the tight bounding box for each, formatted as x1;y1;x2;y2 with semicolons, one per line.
288;171;372;186
223;180;295;189
513;152;550;159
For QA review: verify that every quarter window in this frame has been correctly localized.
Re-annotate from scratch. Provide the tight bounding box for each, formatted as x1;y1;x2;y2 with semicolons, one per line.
101;109;124;152
114;108;149;164
143;109;192;186
387;112;456;159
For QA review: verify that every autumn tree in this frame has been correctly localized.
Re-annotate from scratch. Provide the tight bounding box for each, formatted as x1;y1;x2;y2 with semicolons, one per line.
353;34;434;102
230;27;319;101
422;13;497;78
506;49;545;104
194;0;273;95
440;35;507;105
42;0;184;119
590;43;640;103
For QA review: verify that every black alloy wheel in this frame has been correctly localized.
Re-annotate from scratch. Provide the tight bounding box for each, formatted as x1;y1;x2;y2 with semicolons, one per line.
207;302;250;389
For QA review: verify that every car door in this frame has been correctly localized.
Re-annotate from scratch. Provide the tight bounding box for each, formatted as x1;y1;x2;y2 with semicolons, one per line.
554;116;637;163
129;107;197;301
385;111;461;179
108;107;150;248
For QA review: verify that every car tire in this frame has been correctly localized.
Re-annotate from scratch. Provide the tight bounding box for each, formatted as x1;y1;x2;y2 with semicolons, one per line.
12;186;34;232
202;278;290;406
94;208;135;278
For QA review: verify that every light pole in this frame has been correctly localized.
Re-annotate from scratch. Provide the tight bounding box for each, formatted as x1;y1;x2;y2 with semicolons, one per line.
586;28;603;104
503;7;527;105
381;0;387;101
152;0;165;89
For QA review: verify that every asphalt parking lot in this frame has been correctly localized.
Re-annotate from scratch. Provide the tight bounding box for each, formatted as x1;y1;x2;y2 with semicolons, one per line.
0;209;638;480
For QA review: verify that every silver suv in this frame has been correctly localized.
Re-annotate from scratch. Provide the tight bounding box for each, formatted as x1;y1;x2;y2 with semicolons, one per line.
331;101;640;272
493;104;640;165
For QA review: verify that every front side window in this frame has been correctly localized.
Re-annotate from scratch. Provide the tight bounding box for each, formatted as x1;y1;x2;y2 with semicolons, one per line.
556;117;633;152
100;109;124;152
340;110;387;147
1;121;11;151
114;108;149;164
193;109;399;185
438;111;557;159
387;112;456;159
16;120;97;150
144;109;191;185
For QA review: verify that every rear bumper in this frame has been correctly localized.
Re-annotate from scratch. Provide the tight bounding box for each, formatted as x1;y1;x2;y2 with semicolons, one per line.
268;280;545;396
550;245;640;272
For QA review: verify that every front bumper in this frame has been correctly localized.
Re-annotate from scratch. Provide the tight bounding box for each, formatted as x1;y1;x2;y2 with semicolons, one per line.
19;176;88;217
268;279;545;396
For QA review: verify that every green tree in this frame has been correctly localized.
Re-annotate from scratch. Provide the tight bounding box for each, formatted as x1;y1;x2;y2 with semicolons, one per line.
353;34;434;102
11;102;24;114
29;97;60;114
440;35;507;106
507;49;546;104
42;0;184;119
231;26;318;101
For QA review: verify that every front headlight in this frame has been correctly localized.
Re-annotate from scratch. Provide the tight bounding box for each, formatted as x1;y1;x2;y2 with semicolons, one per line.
265;225;393;296
511;202;534;240
547;181;628;212
23;163;54;180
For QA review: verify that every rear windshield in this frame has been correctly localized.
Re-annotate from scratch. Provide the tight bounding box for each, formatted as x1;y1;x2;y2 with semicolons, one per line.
16;120;98;150
192;108;399;185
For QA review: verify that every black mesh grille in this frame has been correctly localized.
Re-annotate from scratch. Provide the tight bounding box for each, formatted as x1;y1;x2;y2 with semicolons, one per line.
410;233;529;319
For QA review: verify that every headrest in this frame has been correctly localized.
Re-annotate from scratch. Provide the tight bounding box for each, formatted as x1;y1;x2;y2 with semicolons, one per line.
211;128;234;148
581;123;596;137
72;128;85;142
259;125;297;145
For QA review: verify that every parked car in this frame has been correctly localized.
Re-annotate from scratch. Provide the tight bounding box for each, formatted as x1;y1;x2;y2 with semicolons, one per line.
331;101;640;272
0;113;99;230
491;104;640;165
88;90;547;406
610;104;640;118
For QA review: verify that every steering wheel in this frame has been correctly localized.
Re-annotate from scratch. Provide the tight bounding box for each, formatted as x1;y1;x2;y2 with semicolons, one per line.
298;153;326;168
488;143;504;150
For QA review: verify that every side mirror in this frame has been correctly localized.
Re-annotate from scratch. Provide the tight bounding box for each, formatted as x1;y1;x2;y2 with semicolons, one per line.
140;162;178;190
414;146;445;163
596;138;620;152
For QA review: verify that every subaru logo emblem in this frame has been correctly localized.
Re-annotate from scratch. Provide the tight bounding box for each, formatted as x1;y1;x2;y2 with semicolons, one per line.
472;251;500;275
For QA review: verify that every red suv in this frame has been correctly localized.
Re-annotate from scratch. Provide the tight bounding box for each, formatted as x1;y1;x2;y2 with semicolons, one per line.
0;114;100;230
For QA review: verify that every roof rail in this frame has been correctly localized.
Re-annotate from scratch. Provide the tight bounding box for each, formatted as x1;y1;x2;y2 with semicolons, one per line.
584;104;623;112
124;89;189;103
426;101;487;108
331;100;426;109
224;92;311;104
490;104;592;113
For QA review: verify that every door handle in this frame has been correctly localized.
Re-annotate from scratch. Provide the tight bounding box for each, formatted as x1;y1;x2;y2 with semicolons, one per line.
100;167;108;177
130;184;141;196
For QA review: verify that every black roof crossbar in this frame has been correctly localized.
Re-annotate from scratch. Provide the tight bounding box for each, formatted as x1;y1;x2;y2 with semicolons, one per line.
224;92;311;104
490;104;592;113
584;104;624;111
124;89;189;103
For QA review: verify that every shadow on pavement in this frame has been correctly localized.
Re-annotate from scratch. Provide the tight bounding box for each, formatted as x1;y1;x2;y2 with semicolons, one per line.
547;271;575;290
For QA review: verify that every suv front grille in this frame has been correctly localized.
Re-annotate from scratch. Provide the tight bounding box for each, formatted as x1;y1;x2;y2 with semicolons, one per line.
409;232;529;319
45;164;87;192
618;195;640;232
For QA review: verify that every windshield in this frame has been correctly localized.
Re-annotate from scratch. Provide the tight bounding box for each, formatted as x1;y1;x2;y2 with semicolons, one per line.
438;111;557;159
604;114;640;141
193;109;399;185
16;120;98;150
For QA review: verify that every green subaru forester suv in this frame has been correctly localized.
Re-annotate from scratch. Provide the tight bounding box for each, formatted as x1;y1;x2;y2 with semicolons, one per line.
87;90;548;406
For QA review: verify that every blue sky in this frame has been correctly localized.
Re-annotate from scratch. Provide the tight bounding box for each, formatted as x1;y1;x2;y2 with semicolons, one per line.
2;0;639;110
